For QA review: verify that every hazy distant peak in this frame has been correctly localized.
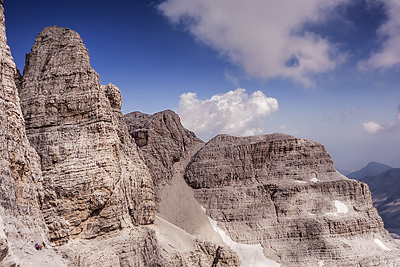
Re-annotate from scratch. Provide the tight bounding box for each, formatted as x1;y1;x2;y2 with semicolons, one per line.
348;161;393;180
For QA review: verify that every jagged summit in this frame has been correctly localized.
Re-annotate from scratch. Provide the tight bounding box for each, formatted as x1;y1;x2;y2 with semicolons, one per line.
1;5;400;266
125;109;203;187
18;25;156;257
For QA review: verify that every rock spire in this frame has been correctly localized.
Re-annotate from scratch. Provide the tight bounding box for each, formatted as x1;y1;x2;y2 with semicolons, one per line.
19;26;155;245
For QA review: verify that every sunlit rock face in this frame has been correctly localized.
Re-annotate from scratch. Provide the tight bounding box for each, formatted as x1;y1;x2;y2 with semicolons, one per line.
0;3;68;266
2;1;400;265
18;26;155;246
184;134;400;266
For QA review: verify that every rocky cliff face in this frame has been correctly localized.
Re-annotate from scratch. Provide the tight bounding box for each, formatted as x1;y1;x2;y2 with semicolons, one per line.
2;2;400;265
184;134;400;266
125;111;241;266
0;3;68;266
125;110;203;188
15;25;236;267
18;26;155;247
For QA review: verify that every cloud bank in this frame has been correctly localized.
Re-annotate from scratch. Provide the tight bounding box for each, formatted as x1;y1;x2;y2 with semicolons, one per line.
159;0;348;86
359;0;400;70
176;89;278;140
363;104;400;134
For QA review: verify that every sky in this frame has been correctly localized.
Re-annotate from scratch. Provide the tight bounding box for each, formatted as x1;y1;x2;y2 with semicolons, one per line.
3;0;400;171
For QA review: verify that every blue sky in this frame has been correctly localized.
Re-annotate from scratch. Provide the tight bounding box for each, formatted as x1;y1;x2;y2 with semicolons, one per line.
3;0;400;171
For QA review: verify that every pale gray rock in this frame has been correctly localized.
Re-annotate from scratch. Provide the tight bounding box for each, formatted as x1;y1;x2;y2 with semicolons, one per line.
185;134;400;266
0;3;68;266
154;216;239;267
125;110;203;189
2;3;399;265
62;226;165;267
18;26;155;247
125;111;240;266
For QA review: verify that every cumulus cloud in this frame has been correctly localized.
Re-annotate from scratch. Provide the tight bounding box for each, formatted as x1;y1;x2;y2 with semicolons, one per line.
363;104;400;134
159;0;348;86
176;89;278;140
363;121;385;134
358;0;400;70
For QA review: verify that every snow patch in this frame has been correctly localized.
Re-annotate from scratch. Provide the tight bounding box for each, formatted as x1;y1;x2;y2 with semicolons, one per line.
309;213;316;216
318;260;325;267
200;205;207;213
310;178;319;183
334;200;348;213
326;200;348;216
295;180;307;184
374;239;391;251
207;216;280;267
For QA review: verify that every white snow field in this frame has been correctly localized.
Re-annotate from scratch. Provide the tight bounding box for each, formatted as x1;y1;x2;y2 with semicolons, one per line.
207;216;280;267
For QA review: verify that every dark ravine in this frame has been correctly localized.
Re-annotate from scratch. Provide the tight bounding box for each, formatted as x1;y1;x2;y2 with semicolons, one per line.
0;1;400;266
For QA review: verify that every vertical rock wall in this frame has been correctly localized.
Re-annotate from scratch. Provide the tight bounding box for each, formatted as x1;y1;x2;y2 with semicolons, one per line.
0;2;67;266
2;2;399;265
18;26;155;246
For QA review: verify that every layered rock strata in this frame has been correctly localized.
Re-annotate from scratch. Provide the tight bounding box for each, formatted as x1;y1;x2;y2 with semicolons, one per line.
125;110;203;188
184;134;400;266
18;26;155;246
2;3;399;266
0;3;67;265
63;226;164;266
125;111;240;265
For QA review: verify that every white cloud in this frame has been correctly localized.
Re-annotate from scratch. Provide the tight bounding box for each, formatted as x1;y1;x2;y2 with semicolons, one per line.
363;105;400;134
363;121;385;134
159;0;348;86
358;0;400;70
176;89;278;140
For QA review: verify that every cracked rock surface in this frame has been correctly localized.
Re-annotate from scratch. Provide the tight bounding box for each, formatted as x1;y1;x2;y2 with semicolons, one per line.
18;26;155;246
0;3;68;266
184;134;400;266
1;2;400;265
125;110;203;189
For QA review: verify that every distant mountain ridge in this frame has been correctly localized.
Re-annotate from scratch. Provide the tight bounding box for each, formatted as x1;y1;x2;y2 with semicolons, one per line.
347;161;393;180
347;162;400;236
1;2;400;265
360;168;400;235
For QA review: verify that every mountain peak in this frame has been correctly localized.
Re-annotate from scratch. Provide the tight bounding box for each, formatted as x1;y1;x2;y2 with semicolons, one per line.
348;161;393;180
